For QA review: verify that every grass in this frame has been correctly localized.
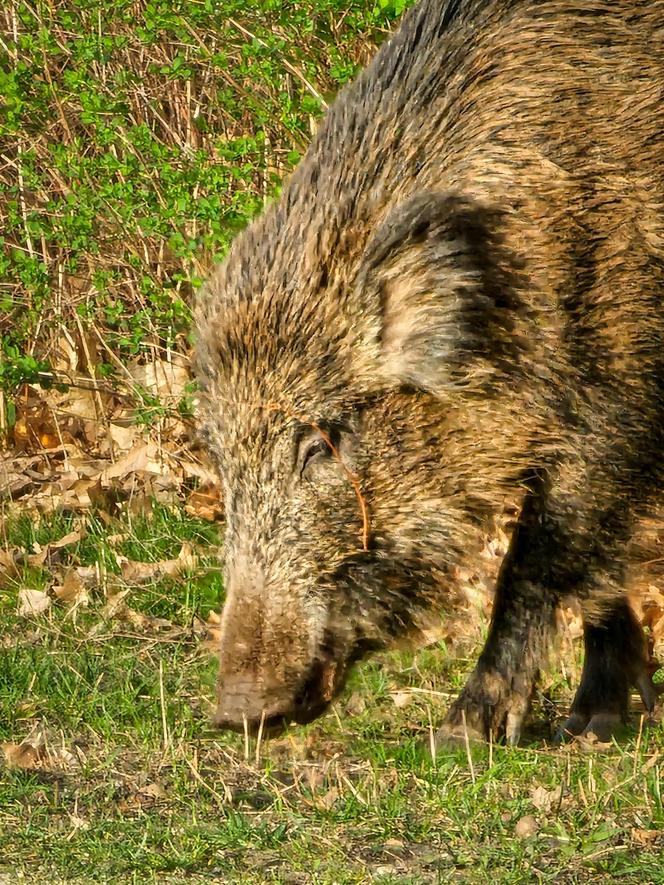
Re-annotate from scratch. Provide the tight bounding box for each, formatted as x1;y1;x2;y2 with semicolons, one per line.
2;505;664;884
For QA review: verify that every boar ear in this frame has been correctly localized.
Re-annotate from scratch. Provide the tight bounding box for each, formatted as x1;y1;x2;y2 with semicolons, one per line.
359;192;529;395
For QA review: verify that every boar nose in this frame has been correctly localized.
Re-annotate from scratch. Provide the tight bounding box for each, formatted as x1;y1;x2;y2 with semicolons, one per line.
213;673;296;733
214;660;335;733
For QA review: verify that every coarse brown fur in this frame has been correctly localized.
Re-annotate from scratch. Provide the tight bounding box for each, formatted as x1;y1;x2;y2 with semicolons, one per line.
194;0;664;744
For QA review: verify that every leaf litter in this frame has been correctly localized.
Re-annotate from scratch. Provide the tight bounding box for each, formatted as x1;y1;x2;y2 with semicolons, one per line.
2;725;82;774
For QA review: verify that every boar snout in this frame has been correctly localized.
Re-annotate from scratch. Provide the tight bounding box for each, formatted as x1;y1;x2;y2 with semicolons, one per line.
213;559;343;733
213;672;294;733
214;659;338;734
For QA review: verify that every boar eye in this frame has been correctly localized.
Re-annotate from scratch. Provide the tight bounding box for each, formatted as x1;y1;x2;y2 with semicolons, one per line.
302;437;330;470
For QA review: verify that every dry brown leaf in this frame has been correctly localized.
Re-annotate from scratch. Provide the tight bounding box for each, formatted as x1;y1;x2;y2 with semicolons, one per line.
22;527;85;569
76;564;103;584
103;587;130;618
0;549;14;569
108;422;140;453
185;485;223;522
124;608;175;632
180;459;218;485
53;569;90;607
0;469;36;499
67;813;90;833
58;475;104;511
51;330;79;375
530;785;564;813
101;588;175;632
0;549;20;581
25;545;49;568
141;782;165;800
199;609;223;651
631;828;663;845
2;736;44;769
514;815;539;839
105;532;129;545
50;527;86;549
118;542;196;584
2;726;80;773
315;786;340;809
642;752;661;773
390;691;413;709
130;357;189;402
18;588;51;616
101;441;170;483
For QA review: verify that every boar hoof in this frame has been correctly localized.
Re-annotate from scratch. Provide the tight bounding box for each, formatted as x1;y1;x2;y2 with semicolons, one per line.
433;718;486;750
555;670;661;745
555;711;624;744
434;667;533;751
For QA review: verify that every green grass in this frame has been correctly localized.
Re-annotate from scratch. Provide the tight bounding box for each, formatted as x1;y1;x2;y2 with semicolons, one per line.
2;506;664;884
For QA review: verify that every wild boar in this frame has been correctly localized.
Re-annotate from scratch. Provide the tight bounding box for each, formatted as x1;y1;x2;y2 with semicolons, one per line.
194;0;664;745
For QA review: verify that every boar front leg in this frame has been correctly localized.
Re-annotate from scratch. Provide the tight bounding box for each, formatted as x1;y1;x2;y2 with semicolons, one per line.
437;486;559;747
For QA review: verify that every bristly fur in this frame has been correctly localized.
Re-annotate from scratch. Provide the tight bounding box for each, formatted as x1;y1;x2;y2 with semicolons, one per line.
195;0;664;744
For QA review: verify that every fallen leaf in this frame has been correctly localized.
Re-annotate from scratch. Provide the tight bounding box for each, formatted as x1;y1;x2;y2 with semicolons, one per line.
2;725;80;773
141;782;165;800
515;815;539;839
101;441;171;483
108;422;139;453
130;357;189;402
105;533;129;545
2;738;44;769
118;542;196;584
199;609;223;651
101;587;129;616
531;785;564;813
67;813;89;833
0;470;36;499
185;485;223;522
26;545;49;567
391;690;413;709
631;828;663;845
0;549;20;581
18;588;51;616
101;588;175;633
49;527;86;549
315;786;340;809
53;569;90;607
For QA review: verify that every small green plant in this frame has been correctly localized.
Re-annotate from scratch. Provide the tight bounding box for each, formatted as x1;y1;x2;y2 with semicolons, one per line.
0;339;51;390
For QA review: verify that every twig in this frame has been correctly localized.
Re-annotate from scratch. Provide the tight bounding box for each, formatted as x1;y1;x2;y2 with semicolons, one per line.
243;714;250;762
159;659;170;751
255;710;266;765
461;710;476;785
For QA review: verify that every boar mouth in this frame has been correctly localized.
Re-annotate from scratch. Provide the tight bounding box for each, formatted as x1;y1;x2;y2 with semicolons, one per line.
291;658;342;724
213;655;350;737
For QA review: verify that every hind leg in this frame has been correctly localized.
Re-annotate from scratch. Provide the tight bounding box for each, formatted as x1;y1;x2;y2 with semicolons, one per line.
558;599;659;742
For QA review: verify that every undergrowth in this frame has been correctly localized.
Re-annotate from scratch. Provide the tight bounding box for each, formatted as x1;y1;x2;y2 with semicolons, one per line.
0;0;405;409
